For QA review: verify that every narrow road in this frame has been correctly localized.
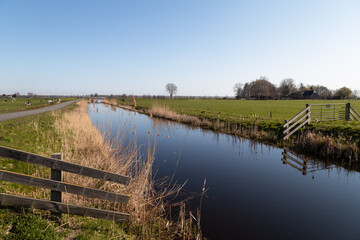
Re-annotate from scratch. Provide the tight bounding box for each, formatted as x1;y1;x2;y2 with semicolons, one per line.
0;99;79;122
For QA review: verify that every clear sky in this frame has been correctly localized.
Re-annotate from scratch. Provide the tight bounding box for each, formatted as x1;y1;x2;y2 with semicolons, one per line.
1;0;359;96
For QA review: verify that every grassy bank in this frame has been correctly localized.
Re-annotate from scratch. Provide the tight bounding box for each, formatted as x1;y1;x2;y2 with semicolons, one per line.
0;100;200;239
110;98;360;162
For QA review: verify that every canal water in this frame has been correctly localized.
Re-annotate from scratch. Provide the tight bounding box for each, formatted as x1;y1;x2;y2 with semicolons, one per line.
89;103;360;240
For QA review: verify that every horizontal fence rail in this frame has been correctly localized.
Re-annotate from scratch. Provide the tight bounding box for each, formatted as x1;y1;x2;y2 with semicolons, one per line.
0;146;130;185
0;170;130;204
350;105;360;121
283;105;311;140
0;193;129;222
0;146;131;223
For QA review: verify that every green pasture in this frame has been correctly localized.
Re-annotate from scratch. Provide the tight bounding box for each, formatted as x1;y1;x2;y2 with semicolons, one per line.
117;98;360;138
118;98;360;121
0;97;76;114
0;102;131;239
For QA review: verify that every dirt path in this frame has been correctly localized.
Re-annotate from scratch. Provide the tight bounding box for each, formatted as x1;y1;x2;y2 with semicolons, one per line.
0;99;79;122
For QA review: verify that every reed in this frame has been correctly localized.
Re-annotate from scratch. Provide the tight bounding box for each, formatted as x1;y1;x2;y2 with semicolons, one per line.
150;104;211;127
54;100;200;238
293;131;359;162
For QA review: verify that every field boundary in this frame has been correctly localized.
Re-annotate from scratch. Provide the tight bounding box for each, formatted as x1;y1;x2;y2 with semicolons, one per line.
0;145;130;222
283;103;360;140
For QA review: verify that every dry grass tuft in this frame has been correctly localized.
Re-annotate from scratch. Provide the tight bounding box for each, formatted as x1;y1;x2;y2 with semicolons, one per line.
150;105;211;127
101;98;118;106
293;131;359;162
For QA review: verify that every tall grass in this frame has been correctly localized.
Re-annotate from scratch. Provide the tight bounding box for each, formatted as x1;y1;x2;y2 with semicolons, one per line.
54;100;201;238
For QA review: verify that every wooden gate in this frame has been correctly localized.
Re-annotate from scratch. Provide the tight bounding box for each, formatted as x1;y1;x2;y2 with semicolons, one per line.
0;146;130;222
283;103;360;140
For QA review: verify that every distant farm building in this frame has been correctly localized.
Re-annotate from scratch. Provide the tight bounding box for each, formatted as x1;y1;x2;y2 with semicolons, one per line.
302;91;319;99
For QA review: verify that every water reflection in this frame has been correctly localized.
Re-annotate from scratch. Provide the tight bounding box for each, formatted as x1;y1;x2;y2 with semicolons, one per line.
281;148;309;175
89;103;360;240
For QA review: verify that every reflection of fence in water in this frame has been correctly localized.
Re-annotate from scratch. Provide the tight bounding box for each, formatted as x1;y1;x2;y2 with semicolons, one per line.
281;148;336;176
282;148;309;175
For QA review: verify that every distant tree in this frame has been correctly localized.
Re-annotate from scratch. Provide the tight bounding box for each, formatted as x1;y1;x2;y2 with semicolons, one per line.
233;83;243;99
279;78;297;97
335;87;352;99
352;89;359;99
251;76;278;99
94;93;98;97
299;83;305;91
313;85;332;99
165;83;177;98
299;83;311;91
242;83;251;98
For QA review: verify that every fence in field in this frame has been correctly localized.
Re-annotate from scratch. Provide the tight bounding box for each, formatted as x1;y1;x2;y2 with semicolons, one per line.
283;103;360;140
0;146;130;223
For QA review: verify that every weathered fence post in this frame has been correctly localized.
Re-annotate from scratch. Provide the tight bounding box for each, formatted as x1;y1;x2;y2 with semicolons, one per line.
306;104;311;122
345;103;351;121
284;120;288;137
50;153;62;223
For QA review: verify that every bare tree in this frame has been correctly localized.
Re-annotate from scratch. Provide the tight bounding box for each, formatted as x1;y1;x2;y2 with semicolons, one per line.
165;83;177;98
353;89;359;99
313;85;332;99
233;83;243;99
279;78;297;97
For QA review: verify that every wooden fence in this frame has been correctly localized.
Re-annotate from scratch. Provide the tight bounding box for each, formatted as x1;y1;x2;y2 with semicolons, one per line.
0;146;130;222
349;104;360;121
283;104;311;140
283;103;360;140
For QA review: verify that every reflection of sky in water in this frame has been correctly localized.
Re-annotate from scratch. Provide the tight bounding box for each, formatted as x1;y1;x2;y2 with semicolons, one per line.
89;103;360;240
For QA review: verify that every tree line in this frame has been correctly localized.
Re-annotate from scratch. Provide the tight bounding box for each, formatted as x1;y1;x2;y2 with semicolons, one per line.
233;77;358;100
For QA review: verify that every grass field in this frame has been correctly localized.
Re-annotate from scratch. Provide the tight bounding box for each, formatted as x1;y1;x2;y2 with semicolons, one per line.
0;100;197;239
0;97;77;114
0;103;132;239
117;98;360;138
117;98;360;121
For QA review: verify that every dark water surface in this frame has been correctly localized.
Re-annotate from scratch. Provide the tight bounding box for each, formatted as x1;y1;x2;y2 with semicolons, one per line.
89;103;360;240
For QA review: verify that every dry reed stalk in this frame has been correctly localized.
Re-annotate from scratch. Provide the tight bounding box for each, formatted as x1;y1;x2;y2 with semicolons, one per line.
293;131;359;162
55;101;152;219
150;105;210;127
54;100;199;238
101;98;118;106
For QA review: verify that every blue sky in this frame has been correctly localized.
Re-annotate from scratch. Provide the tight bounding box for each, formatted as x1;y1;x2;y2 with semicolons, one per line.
0;0;359;96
